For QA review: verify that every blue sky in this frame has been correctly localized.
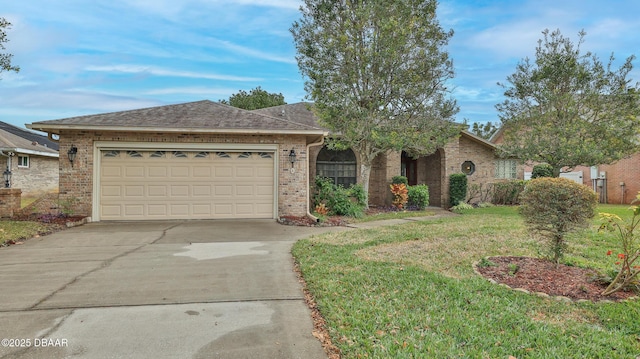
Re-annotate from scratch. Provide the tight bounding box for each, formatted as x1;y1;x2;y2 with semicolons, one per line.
1;0;639;130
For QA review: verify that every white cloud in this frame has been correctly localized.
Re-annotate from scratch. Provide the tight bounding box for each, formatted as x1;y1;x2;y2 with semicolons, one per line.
85;65;263;82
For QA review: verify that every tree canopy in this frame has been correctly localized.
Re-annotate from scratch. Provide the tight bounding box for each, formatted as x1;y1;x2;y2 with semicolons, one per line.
291;0;459;205
469;121;498;140
497;29;640;176
0;17;20;77
220;86;286;110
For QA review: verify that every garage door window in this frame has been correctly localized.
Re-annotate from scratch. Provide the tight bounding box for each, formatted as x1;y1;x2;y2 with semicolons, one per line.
217;152;231;158
150;151;166;158
104;150;120;158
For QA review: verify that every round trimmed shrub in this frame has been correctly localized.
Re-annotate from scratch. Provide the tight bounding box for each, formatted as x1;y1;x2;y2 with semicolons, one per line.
392;176;408;185
408;184;429;210
531;163;554;179
519;177;598;263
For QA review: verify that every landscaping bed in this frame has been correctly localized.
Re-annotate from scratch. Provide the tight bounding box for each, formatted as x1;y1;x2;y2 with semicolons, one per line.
476;256;636;302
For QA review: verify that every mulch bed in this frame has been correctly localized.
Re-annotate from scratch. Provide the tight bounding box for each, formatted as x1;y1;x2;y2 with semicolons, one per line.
476;256;638;302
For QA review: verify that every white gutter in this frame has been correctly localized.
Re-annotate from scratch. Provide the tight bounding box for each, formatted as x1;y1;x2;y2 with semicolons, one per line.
306;134;326;223
2;148;59;158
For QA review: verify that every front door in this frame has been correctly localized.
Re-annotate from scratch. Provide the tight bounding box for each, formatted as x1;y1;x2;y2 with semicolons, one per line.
401;152;417;186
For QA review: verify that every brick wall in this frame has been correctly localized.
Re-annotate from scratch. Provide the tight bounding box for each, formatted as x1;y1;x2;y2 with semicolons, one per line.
523;154;639;205
0;188;21;218
58;130;309;219
8;155;58;196
572;153;640;204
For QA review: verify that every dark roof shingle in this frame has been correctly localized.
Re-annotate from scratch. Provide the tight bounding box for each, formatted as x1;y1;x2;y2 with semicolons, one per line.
29;100;325;134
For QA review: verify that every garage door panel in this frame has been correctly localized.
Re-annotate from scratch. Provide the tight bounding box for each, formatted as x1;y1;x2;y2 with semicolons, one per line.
192;204;212;215
102;166;122;177
125;167;145;178
101;205;122;217
125;185;144;197
192;167;211;177
101;185;121;197
148;204;168;216
169;204;189;216
214;185;233;196
193;185;211;196
148;167;168;177
123;205;144;216
148;185;167;197
236;185;254;196
170;185;189;197
170;167;190;177
100;150;274;220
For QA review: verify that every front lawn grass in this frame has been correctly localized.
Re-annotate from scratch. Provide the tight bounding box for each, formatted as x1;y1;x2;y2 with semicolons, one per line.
0;220;51;246
293;205;640;358
348;209;436;223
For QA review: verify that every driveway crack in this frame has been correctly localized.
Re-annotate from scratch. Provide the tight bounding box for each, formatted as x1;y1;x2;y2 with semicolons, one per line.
29;224;181;310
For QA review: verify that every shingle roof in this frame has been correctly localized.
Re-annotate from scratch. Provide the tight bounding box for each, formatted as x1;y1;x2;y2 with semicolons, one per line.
0;121;59;151
252;102;322;129
28;100;325;135
0;121;59;156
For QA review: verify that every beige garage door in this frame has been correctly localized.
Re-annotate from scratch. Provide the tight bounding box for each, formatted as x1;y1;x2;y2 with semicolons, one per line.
99;150;274;220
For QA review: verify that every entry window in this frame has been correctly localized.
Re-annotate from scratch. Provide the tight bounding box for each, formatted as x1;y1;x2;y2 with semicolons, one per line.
316;147;357;187
17;155;29;168
461;161;475;175
495;159;517;179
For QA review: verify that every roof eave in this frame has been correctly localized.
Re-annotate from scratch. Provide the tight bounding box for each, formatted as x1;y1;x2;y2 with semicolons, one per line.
0;147;59;158
26;124;326;136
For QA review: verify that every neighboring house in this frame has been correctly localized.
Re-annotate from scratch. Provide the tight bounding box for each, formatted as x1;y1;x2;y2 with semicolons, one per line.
491;127;640;204
27;100;517;222
0;121;59;195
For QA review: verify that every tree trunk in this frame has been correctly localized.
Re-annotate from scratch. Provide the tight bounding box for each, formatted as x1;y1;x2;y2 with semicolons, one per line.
360;162;372;208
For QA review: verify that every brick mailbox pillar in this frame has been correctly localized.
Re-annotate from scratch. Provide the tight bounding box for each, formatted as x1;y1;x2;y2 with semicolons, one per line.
0;188;22;218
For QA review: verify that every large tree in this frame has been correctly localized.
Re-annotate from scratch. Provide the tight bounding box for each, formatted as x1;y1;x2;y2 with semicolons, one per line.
220;86;286;110
497;29;640;177
291;0;459;205
0;17;20;77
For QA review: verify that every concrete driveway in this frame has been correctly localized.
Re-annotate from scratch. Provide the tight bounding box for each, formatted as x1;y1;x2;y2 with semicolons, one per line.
0;220;347;359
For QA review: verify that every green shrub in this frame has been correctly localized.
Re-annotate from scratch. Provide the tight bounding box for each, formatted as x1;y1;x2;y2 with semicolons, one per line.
519;177;598;263
391;176;408;185
313;176;365;217
531;163;554;179
492;180;527;205
449;173;467;207
407;184;429;210
451;202;473;214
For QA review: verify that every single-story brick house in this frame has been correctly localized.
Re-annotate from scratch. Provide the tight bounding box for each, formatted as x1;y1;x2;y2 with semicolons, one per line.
0;121;59;195
27;100;517;222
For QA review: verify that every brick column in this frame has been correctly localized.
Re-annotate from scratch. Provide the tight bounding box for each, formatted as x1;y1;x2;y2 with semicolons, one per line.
0;188;22;218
